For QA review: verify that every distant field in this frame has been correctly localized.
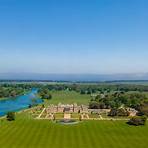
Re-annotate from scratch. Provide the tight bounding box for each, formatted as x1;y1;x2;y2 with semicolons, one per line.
0;113;148;148
111;82;148;85
45;90;91;105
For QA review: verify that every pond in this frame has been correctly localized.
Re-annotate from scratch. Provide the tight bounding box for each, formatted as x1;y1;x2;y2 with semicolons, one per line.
0;89;43;116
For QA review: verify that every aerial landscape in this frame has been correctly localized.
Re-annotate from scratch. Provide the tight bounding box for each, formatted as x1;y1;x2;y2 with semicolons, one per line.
0;0;148;148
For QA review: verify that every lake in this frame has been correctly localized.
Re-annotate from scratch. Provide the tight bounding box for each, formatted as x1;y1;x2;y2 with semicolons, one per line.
0;89;43;116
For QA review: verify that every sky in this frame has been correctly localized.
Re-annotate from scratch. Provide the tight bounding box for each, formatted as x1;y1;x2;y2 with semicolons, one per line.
0;0;148;74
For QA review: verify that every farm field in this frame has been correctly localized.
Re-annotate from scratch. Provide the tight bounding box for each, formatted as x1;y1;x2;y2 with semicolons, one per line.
0;113;148;148
44;90;90;105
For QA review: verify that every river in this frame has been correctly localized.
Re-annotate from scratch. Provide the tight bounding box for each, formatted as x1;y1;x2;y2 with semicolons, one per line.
0;89;43;116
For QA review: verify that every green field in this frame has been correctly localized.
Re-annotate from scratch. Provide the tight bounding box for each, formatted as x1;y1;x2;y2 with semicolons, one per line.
0;113;148;148
55;113;64;119
44;90;90;105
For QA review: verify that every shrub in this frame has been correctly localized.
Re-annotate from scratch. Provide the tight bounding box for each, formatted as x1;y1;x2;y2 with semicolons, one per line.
6;112;15;121
89;101;100;109
127;116;147;126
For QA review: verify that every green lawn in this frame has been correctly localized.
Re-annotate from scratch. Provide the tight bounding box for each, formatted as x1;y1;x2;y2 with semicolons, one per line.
44;90;90;105
0;113;148;148
55;113;64;119
89;113;100;118
71;113;80;119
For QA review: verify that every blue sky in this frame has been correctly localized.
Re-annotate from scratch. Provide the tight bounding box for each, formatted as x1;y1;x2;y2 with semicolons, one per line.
0;0;147;74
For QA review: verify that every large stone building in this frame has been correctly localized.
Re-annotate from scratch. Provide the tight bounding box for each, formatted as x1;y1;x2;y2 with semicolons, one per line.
46;103;88;113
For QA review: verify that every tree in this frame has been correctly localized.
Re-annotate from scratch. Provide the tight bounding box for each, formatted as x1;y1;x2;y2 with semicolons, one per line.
137;102;148;116
31;98;38;106
89;101;100;109
28;104;32;108
127;116;147;126
38;88;52;100
6;112;15;121
42;104;45;108
80;90;86;95
10;90;17;97
108;108;129;117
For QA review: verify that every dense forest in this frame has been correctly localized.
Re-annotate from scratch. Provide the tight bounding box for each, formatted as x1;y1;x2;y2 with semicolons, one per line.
36;83;148;92
89;92;148;109
0;83;33;99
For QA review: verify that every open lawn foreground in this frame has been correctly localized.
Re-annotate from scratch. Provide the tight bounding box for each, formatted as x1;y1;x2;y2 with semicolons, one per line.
0;113;148;148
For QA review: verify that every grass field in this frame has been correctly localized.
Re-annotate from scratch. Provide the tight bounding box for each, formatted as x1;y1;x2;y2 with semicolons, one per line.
0;113;148;148
44;90;90;105
89;113;100;118
55;113;64;119
71;113;80;119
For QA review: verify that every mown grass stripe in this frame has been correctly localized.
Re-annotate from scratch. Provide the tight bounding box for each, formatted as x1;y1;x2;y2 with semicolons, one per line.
0;113;148;148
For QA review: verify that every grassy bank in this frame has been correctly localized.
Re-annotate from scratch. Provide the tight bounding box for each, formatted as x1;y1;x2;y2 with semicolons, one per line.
0;98;8;101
